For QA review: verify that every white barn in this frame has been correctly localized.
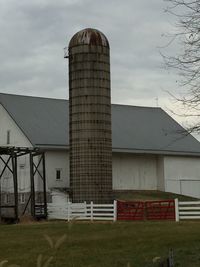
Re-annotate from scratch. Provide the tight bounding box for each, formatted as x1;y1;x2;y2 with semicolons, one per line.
1;93;200;203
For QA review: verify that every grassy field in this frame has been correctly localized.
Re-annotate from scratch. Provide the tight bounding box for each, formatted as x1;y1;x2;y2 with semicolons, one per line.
113;190;198;201
0;221;200;267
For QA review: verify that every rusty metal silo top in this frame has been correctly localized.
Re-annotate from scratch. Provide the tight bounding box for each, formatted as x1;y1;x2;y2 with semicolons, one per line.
69;28;109;48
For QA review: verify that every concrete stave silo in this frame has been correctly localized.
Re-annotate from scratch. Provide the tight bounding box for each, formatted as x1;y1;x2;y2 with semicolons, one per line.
68;28;112;203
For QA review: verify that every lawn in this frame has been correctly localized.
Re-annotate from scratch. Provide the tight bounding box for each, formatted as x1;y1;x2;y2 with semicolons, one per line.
113;190;197;201
0;221;200;267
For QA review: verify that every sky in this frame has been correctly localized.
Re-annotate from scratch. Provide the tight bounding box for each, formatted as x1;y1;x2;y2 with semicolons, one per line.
0;0;193;132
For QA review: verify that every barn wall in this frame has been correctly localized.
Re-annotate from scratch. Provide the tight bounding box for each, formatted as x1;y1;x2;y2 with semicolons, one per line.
0;104;32;195
44;151;158;192
112;153;157;190
0;105;43;209
45;150;69;190
157;156;165;191
164;156;200;198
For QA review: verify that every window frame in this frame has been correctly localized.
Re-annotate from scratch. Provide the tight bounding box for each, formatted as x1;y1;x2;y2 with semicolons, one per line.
20;193;25;204
56;169;62;181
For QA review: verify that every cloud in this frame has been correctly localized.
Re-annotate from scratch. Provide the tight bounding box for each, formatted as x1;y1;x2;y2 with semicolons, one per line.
0;0;189;127
2;0;197;138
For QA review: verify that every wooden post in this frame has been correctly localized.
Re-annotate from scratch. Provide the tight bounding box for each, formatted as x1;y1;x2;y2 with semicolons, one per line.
84;201;87;219
12;153;18;221
175;198;179;222
67;201;71;221
91;201;93;221
42;153;47;218
113;200;117;222
30;153;35;218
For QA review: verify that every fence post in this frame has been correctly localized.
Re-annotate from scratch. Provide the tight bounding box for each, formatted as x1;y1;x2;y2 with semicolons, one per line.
91;201;93;221
113;200;117;221
84;201;87;218
175;198;179;222
67;201;71;222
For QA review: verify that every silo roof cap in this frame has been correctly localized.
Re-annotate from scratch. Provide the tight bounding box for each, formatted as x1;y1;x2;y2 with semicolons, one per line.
69;28;109;48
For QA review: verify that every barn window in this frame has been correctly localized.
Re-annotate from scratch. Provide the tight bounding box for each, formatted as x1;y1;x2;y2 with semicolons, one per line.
56;169;62;180
20;164;25;169
6;130;10;145
20;193;25;203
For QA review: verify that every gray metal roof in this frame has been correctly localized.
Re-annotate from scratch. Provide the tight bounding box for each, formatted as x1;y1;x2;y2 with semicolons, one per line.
1;93;200;156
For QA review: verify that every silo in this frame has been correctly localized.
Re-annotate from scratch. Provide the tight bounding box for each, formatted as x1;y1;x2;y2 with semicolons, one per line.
68;28;112;203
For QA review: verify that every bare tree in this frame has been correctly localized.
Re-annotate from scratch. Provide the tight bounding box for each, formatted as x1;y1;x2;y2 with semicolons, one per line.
163;0;200;133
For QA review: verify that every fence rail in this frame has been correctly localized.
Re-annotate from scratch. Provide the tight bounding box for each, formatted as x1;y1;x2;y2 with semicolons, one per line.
48;198;200;222
48;201;117;221
175;199;200;221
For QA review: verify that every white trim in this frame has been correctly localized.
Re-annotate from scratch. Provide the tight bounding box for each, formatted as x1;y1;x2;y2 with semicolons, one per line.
48;201;116;221
175;198;179;222
176;200;200;221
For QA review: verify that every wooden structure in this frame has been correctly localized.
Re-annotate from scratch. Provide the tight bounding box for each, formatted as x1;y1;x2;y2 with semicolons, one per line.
0;147;47;221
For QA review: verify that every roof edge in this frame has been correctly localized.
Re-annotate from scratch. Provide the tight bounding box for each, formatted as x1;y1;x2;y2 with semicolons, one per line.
35;145;200;157
35;144;69;150
0;92;161;110
112;147;200;157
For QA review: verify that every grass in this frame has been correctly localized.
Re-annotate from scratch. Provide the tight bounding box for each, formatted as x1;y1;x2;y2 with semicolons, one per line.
1;221;200;267
113;190;198;201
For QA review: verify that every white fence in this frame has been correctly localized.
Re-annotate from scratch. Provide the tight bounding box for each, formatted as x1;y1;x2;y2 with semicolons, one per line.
48;201;117;221
175;198;200;221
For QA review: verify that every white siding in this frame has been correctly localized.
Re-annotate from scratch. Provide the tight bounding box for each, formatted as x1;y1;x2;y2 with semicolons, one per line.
164;156;200;198
45;151;69;190
45;152;158;192
157;156;165;191
18;156;31;193
112;153;157;190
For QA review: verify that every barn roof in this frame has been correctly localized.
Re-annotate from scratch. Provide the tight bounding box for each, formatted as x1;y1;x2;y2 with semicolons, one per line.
0;93;200;156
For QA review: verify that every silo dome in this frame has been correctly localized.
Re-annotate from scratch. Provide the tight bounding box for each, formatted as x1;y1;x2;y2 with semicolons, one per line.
69;28;109;48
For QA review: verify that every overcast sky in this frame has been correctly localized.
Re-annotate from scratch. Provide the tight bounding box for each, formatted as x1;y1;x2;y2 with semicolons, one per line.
0;0;193;130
